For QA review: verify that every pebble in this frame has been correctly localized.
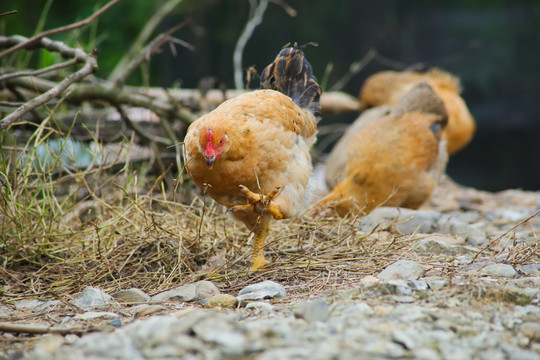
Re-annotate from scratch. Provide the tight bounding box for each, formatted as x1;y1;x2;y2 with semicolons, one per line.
426;278;449;290
377;260;426;281
294;299;331;322
73;311;120;321
358;207;441;234
112;288;151;303
152;280;219;302
70;286;119;311
518;264;540;276
237;280;286;301
480;263;517;278
394;296;416;303
204;294;238;309
412;238;479;256
437;216;488;246
520;322;540;342
245;301;275;313
14;299;59;312
0;305;14;318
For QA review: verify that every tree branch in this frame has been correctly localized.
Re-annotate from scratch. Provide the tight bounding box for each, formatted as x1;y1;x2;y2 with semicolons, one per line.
233;0;269;89
0;58;78;82
329;48;378;91
112;20;192;88
0;0;121;59
0;36;99;130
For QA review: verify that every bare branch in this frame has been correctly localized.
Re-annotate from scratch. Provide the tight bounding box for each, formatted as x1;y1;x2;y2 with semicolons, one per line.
109;0;185;84
112;20;192;88
0;37;98;130
0;10;18;17
233;0;269;89
0;58;78;82
0;0;121;59
268;0;297;17
329;48;378;91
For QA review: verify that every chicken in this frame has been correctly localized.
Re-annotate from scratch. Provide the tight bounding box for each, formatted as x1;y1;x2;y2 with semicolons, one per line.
320;82;448;217
358;68;474;155
184;45;321;270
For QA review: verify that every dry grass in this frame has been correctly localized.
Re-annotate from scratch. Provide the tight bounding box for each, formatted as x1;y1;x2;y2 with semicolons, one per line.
0;132;425;300
1;129;539;303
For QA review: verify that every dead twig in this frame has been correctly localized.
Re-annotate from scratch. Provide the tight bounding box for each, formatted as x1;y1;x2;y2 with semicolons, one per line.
112;19;193;87
234;0;269;89
0;43;98;130
0;58;79;82
0;10;18;17
329;48;378;91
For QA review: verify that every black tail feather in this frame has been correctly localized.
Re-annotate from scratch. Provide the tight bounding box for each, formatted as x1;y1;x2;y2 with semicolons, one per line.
260;43;322;121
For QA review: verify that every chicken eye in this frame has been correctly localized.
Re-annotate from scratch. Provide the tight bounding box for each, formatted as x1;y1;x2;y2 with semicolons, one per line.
219;138;223;145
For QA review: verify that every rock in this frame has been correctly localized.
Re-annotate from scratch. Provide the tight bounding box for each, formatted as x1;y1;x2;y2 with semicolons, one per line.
508;277;540;288
426;278;449;290
474;286;532;305
191;312;247;355
294;299;331;322
360;275;381;287
409;278;429;291
520;322;540;342
152;284;197;302
0;305;14;318
359;207;441;234
14;299;59;312
518;264;540;276
437;216;488;246
112;288;151;303
394;296;416;303
195;280;221;299
365;281;412;296
73;311;120;321
204;294;238;308
131;304;169;318
237;280;286;301
343;302;374;315
480;264;517;278
153;281;220;303
395;210;442;234
377;260;426;281
245;301;274;313
412;238;479;256
70;287;119;311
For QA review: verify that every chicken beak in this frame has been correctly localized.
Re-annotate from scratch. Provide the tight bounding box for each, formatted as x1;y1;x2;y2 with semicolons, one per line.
205;155;216;168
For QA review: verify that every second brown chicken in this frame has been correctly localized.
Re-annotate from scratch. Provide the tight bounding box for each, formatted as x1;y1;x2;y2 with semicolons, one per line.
359;68;475;155
320;82;449;217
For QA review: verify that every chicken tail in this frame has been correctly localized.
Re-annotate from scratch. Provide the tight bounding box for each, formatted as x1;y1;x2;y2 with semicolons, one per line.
260;43;322;121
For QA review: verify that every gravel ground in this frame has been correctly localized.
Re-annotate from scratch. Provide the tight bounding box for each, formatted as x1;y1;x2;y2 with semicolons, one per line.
2;178;540;360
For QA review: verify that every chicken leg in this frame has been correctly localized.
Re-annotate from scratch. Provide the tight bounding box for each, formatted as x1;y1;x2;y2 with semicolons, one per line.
229;185;284;270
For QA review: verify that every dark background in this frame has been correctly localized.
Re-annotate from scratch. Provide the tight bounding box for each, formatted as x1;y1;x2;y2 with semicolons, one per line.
3;0;540;191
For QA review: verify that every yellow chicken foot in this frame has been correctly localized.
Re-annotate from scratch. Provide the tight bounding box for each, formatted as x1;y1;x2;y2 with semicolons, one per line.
230;185;284;220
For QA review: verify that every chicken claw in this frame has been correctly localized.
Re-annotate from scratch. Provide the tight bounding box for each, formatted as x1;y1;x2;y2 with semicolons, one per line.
231;185;284;220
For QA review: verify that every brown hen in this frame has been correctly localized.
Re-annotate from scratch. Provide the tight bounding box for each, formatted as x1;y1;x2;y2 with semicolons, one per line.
320;82;448;217
359;68;475;155
184;45;321;270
